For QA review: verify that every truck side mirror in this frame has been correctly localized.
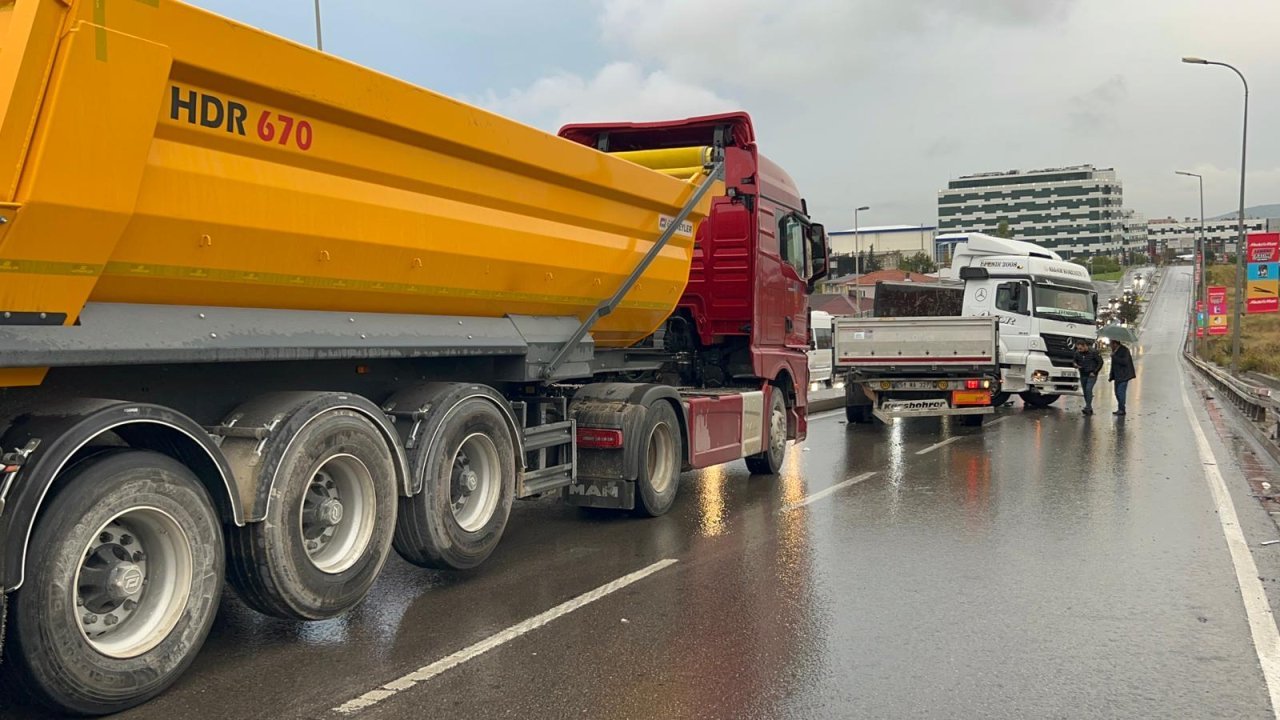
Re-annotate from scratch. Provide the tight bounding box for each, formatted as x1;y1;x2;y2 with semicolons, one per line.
1017;284;1030;314
807;223;829;287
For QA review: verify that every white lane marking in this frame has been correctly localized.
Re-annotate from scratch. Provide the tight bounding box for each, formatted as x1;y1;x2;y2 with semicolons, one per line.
916;436;961;456
782;471;877;512
808;408;845;422
1179;376;1280;719
984;416;1009;428
332;559;679;715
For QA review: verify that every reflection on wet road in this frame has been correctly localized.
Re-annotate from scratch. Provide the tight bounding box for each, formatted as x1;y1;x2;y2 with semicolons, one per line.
5;268;1275;719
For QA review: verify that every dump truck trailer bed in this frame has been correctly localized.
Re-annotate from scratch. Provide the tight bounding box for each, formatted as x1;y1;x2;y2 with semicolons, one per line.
0;2;825;714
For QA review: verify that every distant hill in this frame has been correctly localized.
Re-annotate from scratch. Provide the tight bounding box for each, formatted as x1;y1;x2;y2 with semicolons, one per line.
1209;204;1280;220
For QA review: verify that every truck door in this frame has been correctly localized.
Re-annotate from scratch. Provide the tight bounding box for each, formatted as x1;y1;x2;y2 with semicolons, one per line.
990;280;1033;337
775;212;811;350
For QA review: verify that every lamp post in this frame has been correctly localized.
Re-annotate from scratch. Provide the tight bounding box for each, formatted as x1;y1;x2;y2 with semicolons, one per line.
1176;170;1209;358
314;0;324;51
853;205;870;273
1183;56;1248;375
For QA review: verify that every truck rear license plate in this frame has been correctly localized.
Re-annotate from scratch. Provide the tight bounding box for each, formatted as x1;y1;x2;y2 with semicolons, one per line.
882;399;948;413
951;390;990;406
891;380;944;391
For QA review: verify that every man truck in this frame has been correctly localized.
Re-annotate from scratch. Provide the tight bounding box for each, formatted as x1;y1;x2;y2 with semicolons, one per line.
0;0;828;714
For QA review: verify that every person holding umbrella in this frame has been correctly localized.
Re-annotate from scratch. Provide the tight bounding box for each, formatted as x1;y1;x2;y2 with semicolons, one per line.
1099;325;1138;416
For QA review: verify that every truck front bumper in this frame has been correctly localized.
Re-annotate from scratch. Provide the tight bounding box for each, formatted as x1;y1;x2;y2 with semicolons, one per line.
1025;356;1081;396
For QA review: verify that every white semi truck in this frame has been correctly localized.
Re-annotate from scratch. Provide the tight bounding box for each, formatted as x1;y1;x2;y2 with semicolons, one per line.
938;233;1099;407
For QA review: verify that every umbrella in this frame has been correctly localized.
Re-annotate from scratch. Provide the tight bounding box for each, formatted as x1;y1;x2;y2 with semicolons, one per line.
1098;324;1138;344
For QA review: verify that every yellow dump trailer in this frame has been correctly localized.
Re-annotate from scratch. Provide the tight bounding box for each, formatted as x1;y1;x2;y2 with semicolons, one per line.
0;0;714;389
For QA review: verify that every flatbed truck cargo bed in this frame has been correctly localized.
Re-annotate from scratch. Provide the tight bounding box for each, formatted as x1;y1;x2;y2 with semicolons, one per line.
835;315;1000;426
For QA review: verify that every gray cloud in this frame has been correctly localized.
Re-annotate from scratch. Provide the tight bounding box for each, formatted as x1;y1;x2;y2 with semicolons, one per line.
1067;75;1128;136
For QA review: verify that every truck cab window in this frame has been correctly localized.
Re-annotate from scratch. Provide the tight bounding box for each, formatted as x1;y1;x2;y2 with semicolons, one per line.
778;215;808;277
995;282;1029;315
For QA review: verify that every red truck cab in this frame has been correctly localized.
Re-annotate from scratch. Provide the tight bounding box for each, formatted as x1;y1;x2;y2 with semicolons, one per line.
560;113;828;445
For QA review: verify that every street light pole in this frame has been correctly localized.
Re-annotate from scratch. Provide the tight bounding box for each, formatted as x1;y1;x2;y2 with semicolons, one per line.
1176;170;1208;358
1183;56;1248;375
314;0;324;51
853;205;870;274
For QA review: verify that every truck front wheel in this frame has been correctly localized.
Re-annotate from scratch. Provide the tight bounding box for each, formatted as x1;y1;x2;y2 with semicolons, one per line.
745;388;788;475
3;451;223;716
1019;392;1060;408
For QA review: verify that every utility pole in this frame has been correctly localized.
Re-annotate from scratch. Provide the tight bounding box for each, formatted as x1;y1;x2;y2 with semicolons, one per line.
314;0;324;51
1176;171;1208;358
1183;57;1249;375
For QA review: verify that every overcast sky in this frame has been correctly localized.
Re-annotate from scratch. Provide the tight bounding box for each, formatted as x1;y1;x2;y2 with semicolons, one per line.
188;0;1280;230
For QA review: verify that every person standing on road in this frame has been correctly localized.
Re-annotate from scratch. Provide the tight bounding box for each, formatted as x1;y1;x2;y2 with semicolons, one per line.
1073;339;1103;416
1109;340;1136;416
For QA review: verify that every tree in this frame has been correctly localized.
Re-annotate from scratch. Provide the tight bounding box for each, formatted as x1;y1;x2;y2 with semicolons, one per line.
865;245;883;272
1117;296;1140;324
899;252;938;274
994;219;1012;239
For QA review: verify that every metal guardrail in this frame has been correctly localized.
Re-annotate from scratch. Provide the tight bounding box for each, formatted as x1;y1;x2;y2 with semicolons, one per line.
1167;260;1278;443
1184;352;1275;427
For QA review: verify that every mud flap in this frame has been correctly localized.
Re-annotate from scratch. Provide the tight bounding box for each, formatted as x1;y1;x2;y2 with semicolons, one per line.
563;476;635;510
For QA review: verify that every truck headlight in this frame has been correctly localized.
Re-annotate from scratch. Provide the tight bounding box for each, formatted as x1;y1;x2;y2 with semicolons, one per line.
1031;370;1050;383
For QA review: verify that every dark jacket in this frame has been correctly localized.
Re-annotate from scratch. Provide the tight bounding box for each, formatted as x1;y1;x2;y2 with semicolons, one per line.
1074;347;1103;377
1109;344;1136;383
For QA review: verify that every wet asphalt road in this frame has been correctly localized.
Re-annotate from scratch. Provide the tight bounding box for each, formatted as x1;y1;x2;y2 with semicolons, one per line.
6;266;1280;719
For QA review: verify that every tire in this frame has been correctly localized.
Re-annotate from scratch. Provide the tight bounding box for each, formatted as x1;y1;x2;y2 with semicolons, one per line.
2;450;223;716
228;410;397;620
634;402;682;517
960;414;985;427
845;403;872;424
745;388;788;475
1019;392;1061;408
991;392;1011;407
394;398;516;570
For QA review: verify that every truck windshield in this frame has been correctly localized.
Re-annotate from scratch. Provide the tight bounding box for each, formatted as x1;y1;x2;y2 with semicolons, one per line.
1032;284;1096;323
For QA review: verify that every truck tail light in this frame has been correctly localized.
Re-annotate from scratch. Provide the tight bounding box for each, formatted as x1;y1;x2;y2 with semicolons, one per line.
577;428;623;449
965;379;981;390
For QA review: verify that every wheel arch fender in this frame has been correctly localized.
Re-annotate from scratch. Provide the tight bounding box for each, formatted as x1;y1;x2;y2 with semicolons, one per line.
380;383;523;496
214;391;411;523
0;399;241;592
765;368;803;441
569;383;689;478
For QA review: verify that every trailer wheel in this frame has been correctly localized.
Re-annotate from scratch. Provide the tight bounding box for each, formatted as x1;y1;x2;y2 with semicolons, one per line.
991;391;1011;407
634;402;681;517
2;451;222;716
228;410;397;620
745;388;788;475
394;398;516;570
1019;392;1060;408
